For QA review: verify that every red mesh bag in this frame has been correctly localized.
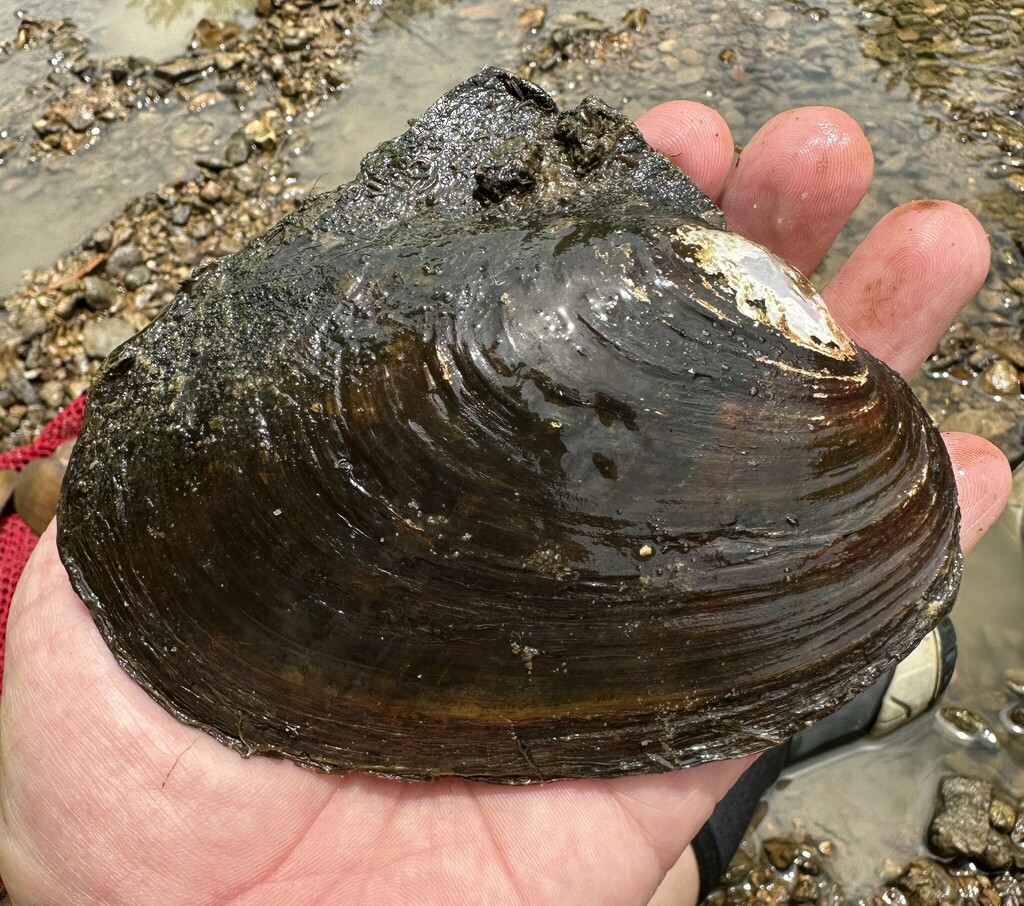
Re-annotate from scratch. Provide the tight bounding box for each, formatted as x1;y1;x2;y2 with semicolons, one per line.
0;394;87;696
0;396;86;906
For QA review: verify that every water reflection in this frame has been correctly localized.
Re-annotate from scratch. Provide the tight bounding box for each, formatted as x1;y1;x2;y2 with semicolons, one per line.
126;0;252;29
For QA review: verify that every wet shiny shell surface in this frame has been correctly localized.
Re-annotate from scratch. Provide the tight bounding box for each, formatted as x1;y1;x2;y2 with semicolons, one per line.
58;69;961;782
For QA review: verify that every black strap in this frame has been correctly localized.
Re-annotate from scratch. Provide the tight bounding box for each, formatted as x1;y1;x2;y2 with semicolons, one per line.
692;742;790;901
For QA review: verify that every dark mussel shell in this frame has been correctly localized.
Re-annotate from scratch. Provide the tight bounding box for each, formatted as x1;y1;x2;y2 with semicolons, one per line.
58;69;961;782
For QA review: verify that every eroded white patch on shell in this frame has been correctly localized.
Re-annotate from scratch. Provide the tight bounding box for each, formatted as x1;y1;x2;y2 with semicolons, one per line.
674;224;855;359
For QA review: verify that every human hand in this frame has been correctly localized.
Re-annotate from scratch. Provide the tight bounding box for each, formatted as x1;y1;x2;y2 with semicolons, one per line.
0;102;1010;906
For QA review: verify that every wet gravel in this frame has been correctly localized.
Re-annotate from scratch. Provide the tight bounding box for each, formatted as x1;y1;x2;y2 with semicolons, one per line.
5;0;1024;456
855;0;1024;463
0;0;382;450
707;775;1024;906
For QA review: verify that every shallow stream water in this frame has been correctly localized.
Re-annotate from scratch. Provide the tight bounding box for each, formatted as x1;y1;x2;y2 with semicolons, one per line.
298;0;1015;292
0;0;260;295
1;0;1022;898
762;469;1024;892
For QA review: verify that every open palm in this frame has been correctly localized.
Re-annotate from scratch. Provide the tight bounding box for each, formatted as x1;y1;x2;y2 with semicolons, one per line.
0;102;1010;906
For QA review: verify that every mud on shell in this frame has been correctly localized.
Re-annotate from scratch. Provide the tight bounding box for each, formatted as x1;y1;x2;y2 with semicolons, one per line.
57;68;961;782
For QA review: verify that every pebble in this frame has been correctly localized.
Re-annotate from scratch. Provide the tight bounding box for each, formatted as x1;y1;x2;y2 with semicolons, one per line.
169;234;199;262
0;469;17;511
3;309;47;348
124;265;151;290
81;275;119;310
214;52;246;72
233;164;261;194
978;358;1020;396
225;131;251;166
915;66;949;88
60;102;96;133
518;5;547;32
106;244;143;276
169;203;193;226
192;17;242;51
38;381;66;409
244;113;278;150
622;7;649;31
199;180;223;202
189;217;213;240
87;226;113;251
989;798;1017;834
67;378;92;400
82;317;136;359
929;776;994;861
54;292;80;320
937;706;999;745
217;235;245;255
155;56;208;83
6;368;40;406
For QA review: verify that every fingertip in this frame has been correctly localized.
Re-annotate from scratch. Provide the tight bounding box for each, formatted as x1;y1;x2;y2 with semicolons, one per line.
721;105;873;273
942;432;1012;555
878;200;989;294
635;101;734;201
906;200;990;297
824;200;991;376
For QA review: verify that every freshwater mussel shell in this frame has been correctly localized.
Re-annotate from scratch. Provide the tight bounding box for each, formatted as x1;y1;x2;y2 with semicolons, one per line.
58;69;961;782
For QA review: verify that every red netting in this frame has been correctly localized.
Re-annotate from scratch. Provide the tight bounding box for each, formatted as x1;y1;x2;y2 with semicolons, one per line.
0;394;86;697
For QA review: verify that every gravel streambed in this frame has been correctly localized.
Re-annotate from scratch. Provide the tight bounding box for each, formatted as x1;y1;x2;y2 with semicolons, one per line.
0;0;383;450
709;775;1024;906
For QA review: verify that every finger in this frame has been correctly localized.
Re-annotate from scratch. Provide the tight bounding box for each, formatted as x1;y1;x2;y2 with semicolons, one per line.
822;202;990;378
945;432;1012;555
604;757;752;884
635;101;735;201
719;107;874;275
